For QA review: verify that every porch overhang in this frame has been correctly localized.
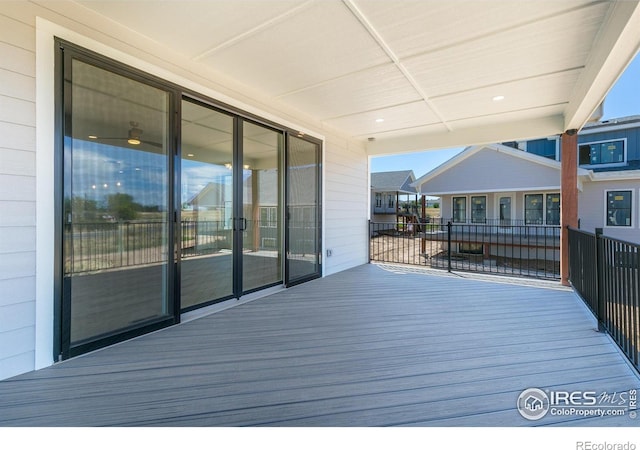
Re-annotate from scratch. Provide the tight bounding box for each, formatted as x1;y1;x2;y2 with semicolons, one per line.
43;0;640;154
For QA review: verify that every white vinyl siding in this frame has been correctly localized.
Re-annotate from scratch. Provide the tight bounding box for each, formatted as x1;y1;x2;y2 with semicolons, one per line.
0;5;372;380
0;10;37;380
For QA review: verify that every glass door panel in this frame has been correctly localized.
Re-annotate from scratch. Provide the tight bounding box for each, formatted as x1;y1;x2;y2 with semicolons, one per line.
180;100;235;309
286;135;321;284
500;196;512;225
65;59;172;348
241;122;283;292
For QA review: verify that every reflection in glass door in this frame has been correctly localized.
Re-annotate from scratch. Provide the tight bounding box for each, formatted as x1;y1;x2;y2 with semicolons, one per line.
63;57;173;355
286;135;322;285
180;100;235;309
241;122;283;292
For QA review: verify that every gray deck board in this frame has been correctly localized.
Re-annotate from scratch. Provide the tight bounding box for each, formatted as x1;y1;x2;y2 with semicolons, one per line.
0;263;638;426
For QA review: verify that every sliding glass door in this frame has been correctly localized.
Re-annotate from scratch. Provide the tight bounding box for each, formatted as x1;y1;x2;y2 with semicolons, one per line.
286;135;322;285
58;41;322;359
180;100;235;309
61;54;175;357
241;121;283;292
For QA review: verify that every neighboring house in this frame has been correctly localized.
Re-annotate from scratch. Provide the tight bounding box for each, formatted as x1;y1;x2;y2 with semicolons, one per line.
413;116;640;244
370;170;418;224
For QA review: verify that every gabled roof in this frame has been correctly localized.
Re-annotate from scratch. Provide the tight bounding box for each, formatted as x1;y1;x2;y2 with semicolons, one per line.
412;143;590;195
371;170;416;194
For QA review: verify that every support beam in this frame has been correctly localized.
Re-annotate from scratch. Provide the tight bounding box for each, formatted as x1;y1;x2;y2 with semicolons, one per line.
560;130;579;286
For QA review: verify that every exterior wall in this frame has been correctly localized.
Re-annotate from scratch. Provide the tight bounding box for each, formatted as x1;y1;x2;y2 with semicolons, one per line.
579;179;640;243
580;126;640;167
440;191;562;223
526;138;557;160
0;11;37;380
424;148;560;194
0;5;368;379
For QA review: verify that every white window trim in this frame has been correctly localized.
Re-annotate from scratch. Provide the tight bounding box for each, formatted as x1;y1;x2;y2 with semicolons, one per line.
523;191;560;225
604;189;635;229
452;195;468;223
470;195;487;223
578;138;627;168
495;194;515;223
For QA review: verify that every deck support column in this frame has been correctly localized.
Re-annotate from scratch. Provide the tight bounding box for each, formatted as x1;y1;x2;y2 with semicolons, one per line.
561;130;579;286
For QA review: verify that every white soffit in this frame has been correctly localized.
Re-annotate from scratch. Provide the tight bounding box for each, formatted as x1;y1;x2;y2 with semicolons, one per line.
70;0;640;154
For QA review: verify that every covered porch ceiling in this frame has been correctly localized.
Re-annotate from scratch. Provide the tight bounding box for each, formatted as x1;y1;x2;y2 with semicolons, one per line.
65;0;640;155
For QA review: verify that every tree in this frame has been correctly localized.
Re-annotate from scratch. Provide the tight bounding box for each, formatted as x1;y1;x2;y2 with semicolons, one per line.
107;193;140;221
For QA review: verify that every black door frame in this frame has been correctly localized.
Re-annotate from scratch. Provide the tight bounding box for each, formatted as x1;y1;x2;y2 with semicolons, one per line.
55;40;324;361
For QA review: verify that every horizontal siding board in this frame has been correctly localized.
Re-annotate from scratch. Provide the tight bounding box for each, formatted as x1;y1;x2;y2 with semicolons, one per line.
0;276;36;307
0;201;35;227
0;264;637;425
0;300;35;333
0;68;34;102
0;251;35;280
0;96;35;127
0;174;35;201
0;13;35;51
0;326;35;361
0;122;35;152
0;42;35;77
0;148;36;176
0;226;36;254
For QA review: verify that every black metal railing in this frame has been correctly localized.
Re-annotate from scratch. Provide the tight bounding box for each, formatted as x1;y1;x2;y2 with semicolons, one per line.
369;219;561;280
65;220;286;274
568;227;639;371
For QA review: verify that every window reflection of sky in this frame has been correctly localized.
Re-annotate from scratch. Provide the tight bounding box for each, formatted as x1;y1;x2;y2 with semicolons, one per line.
71;140;167;209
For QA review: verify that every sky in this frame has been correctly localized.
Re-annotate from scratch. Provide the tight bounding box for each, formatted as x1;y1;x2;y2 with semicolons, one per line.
369;52;640;179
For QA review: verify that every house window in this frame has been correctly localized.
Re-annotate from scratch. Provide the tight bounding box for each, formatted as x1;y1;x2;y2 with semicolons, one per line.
453;197;466;223
387;194;395;208
524;194;543;225
579;139;625;166
546;193;560;225
260;206;278;228
471;196;486;223
459;243;483;254
375;193;382;208
606;190;632;227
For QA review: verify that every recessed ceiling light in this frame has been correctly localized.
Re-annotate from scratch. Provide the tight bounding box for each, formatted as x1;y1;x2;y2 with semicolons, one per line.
492;95;505;102
187;153;194;157
88;135;98;139
375;118;385;123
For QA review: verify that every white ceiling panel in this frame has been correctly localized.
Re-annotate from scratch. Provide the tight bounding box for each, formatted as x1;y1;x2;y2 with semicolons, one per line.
323;100;441;137
353;0;600;60
199;1;391;96
76;0;303;59
63;0;640;153
280;63;421;119
433;70;582;122
402;3;607;99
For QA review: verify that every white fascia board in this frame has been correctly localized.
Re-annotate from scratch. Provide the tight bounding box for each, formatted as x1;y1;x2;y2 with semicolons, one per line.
423;186;562;196
588;169;640;182
367;115;565;156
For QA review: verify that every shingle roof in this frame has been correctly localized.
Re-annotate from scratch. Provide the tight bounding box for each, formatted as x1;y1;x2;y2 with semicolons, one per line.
371;170;416;194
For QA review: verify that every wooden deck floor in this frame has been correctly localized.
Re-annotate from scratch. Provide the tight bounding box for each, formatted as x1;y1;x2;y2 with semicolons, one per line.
1;264;638;427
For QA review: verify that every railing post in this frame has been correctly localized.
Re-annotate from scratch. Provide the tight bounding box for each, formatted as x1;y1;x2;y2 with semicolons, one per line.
447;221;452;273
595;227;605;333
368;220;371;263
